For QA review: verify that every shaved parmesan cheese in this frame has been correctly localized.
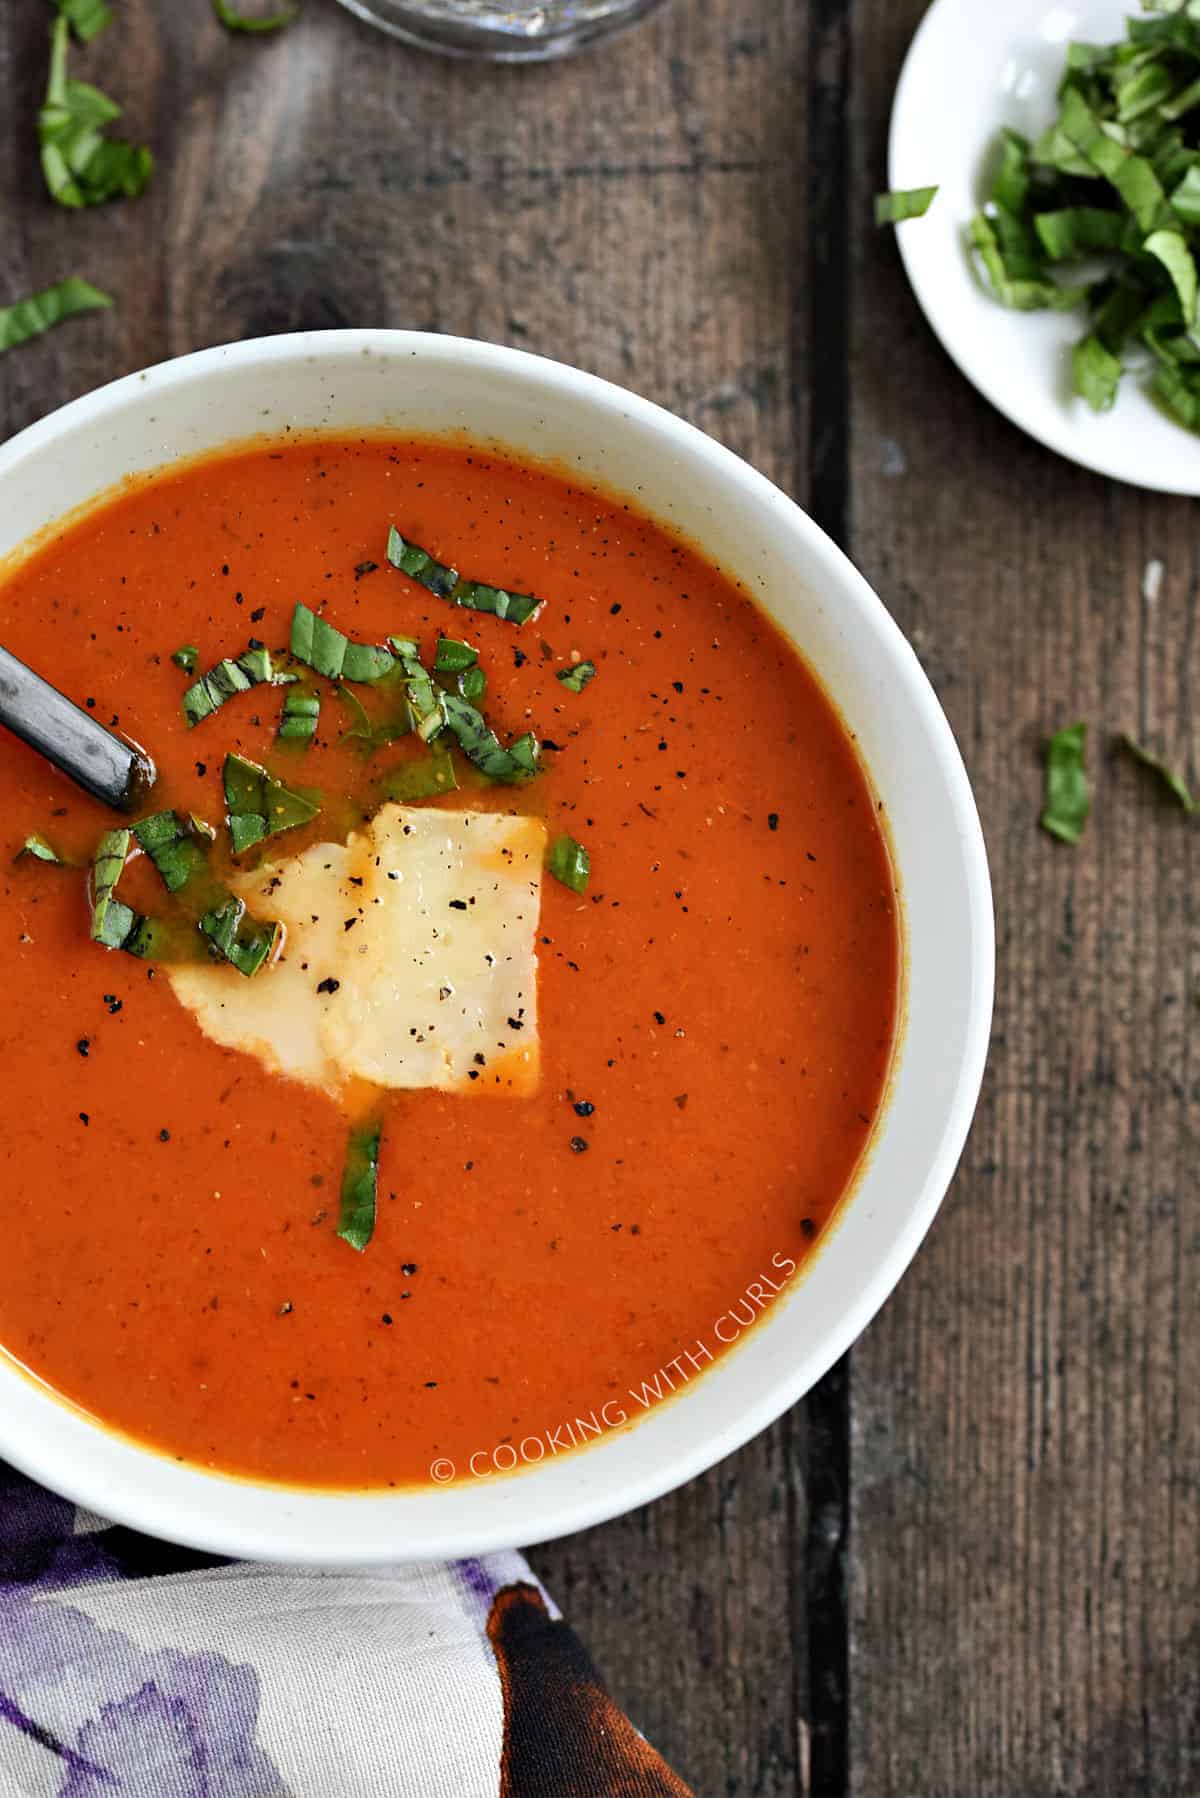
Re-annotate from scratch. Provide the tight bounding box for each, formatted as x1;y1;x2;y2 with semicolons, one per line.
167;805;545;1103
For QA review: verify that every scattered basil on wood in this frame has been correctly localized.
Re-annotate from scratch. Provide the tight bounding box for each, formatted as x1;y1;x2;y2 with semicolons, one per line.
52;0;113;43
211;0;297;31
337;1121;381;1252
875;185;939;224
1041;722;1091;844
40;17;153;209
0;277;112;355
1119;734;1197;811
547;832;590;894
386;527;544;625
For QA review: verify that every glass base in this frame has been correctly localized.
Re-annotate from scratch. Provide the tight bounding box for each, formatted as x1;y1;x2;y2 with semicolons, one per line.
333;0;668;61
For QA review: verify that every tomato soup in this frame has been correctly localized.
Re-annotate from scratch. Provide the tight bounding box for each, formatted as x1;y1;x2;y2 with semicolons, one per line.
0;438;898;1489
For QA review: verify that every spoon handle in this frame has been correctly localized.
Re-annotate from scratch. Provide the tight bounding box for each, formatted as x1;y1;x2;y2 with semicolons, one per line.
0;643;156;812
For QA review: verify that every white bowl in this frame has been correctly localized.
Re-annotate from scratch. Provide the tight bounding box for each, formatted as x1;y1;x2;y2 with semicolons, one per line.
0;332;993;1563
889;0;1200;496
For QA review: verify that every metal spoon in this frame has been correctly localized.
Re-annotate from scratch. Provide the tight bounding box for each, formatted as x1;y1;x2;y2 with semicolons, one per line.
0;643;156;812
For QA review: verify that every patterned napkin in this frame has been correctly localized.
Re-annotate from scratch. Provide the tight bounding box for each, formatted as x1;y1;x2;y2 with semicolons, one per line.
0;1461;691;1796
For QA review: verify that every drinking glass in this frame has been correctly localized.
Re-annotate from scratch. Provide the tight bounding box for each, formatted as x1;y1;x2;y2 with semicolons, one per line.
333;0;669;60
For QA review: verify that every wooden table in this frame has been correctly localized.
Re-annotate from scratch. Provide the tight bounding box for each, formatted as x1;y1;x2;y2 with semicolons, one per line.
2;2;1197;1792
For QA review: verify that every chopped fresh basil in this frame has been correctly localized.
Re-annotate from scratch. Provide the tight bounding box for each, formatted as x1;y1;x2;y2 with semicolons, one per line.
432;638;487;703
381;743;458;803
1041;722;1091;844
1119;734;1197;811
223;753;320;854
388;639;453;743
386;527;543;625
88;827;166;957
199;897;281;977
132;811;211;893
457;665;486;704
277;688;320;746
52;0;113;42
0;277;112;355
337;1121;381;1252
40;17;153;209
965;7;1200;429
1073;335;1123;412
440;693;539;784
875;185;938;224
171;643;199;674
14;833;67;865
183;645;292;727
547;832;590;894
557;660;596;693
433;637;479;674
211;0;297;30
290;602;397;682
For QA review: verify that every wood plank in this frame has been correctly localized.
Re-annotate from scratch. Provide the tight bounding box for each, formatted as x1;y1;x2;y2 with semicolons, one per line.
847;5;1200;1794
0;5;821;1793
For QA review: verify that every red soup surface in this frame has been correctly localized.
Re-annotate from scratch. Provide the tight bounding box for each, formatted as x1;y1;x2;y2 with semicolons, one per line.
0;436;899;1489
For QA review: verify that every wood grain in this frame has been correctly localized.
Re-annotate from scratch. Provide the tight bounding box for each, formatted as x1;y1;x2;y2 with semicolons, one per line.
2;0;1197;1792
847;7;1200;1795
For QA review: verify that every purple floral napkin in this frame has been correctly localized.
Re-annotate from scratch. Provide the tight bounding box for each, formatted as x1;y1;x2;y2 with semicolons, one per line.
0;1461;691;1795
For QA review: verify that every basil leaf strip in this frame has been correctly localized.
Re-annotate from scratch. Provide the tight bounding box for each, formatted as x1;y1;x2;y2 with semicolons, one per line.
386;527;544;625
171;643;199;674
1119;734;1197;811
290;602;397;682
434;637;479;674
132;811;213;893
14;833;69;865
557;660;596;693
277;688;320;746
183;644;293;727
1041;722;1091;844
1073;335;1123;411
547;832;590;894
440;694;539;784
0;277;112;354
337;1121;382;1252
40;17;153;209
212;0;297;31
52;0;113;42
223;752;320;854
88;827;169;958
874;185;938;224
199;898;281;978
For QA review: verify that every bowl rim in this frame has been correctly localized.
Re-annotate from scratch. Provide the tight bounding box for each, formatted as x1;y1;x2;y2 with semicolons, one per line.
0;330;995;1561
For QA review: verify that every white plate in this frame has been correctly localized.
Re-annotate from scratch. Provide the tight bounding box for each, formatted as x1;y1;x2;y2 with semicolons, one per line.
889;0;1200;495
